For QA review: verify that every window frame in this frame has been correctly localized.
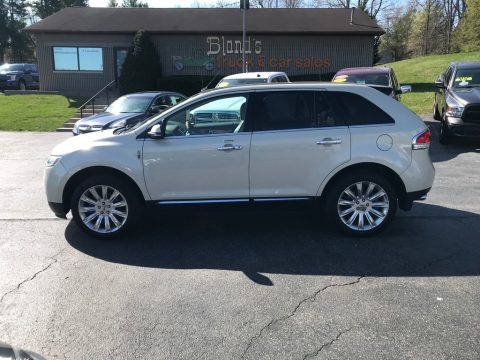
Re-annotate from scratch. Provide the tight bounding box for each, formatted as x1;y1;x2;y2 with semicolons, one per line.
52;46;104;72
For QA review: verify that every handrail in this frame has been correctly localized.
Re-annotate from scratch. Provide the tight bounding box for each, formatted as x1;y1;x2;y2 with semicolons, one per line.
79;79;116;118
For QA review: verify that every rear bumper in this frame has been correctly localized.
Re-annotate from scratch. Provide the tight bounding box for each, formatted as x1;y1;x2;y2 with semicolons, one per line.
399;188;431;211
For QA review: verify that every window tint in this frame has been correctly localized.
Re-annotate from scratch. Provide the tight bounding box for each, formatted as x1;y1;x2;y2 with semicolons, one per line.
254;91;314;131
445;67;453;85
169;95;184;105
326;92;394;126
164;94;248;137
154;96;171;107
314;92;346;127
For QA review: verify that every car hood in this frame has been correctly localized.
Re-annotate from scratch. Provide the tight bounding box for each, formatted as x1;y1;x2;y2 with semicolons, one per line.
51;128;121;156
449;87;480;106
77;112;142;127
0;70;23;75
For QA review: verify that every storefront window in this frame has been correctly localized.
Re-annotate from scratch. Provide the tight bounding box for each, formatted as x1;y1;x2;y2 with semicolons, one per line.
53;47;103;71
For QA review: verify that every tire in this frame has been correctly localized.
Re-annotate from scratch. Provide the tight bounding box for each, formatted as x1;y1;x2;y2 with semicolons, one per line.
70;175;141;238
18;80;26;91
439;116;453;145
325;172;397;236
433;95;441;120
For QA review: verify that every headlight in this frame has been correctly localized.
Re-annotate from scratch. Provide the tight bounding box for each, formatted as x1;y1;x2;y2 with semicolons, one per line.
73;122;80;134
46;155;61;167
110;119;126;128
7;75;16;81
446;105;464;118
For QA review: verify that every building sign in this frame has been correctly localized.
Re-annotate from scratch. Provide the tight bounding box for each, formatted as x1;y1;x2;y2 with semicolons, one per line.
207;36;262;56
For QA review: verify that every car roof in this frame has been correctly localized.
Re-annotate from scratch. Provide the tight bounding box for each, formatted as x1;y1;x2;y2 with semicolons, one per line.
334;67;391;76
451;61;480;69
221;72;287;80
123;91;184;98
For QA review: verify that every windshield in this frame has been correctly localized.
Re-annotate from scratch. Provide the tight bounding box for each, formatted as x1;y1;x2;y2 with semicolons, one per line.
106;96;152;113
453;68;480;88
333;73;390;87
0;64;24;72
216;78;268;88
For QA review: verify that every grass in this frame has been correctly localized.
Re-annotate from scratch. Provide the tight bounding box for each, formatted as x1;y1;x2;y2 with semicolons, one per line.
385;51;480;114
0;94;81;131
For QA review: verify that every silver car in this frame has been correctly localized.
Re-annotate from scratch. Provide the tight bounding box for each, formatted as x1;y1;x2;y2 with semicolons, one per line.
45;83;435;238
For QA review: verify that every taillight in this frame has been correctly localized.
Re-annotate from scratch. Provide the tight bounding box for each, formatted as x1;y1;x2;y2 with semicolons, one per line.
412;128;431;150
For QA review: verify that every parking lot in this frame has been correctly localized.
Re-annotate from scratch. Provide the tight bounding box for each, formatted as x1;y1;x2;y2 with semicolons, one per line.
1;119;479;359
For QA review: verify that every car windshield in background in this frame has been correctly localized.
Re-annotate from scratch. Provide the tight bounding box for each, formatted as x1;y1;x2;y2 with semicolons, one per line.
333;74;390;87
217;78;269;88
0;64;24;72
453;69;480;88
106;96;151;113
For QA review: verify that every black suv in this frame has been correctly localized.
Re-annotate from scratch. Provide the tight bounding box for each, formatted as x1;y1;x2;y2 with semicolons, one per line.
0;63;39;91
434;61;480;144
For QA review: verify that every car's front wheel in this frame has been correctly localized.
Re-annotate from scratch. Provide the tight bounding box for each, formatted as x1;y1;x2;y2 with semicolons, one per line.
71;175;141;238
326;173;397;236
18;80;26;91
439;116;453;145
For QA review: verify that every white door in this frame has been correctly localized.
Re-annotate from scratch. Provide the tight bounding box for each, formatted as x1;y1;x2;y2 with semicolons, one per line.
142;93;251;201
249;90;351;198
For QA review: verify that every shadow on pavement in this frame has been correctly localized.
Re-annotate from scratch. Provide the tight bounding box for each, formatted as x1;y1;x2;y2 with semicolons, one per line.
65;202;480;285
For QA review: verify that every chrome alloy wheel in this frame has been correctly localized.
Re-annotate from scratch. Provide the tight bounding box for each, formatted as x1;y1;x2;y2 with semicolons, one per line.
337;181;390;232
78;185;128;233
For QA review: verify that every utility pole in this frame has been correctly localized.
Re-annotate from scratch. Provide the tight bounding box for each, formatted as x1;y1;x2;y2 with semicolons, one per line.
240;0;249;73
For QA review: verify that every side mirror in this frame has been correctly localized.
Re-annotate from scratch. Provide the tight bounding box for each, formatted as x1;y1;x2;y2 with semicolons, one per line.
149;106;161;115
147;124;163;139
435;77;445;89
400;85;412;94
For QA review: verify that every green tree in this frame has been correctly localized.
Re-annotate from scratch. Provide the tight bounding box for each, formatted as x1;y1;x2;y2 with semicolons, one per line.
32;0;88;19
380;8;415;60
0;0;34;63
454;0;480;51
121;0;148;7
119;30;161;94
108;0;118;7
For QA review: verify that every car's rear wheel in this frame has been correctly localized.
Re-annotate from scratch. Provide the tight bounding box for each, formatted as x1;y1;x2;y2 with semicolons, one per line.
71;175;141;238
433;95;441;120
326;173;397;236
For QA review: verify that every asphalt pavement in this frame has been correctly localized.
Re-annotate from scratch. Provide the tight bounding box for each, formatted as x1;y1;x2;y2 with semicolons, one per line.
0;120;479;359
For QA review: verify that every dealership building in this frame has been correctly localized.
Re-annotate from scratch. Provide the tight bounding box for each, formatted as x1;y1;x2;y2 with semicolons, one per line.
25;7;383;96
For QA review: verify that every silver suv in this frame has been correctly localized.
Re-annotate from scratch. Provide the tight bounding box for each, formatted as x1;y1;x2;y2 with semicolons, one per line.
45;83;435;238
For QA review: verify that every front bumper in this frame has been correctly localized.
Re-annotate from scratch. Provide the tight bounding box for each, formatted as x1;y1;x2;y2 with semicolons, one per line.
445;116;480;138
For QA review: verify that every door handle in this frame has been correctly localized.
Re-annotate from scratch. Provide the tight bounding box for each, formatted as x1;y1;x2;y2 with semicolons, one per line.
217;143;242;151
316;138;342;145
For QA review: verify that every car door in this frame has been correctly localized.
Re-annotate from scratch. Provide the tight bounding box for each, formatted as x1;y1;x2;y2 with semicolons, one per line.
249;90;351;198
142;92;251;201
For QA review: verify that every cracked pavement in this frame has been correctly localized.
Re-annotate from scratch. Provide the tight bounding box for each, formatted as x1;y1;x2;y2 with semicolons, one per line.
1;122;480;360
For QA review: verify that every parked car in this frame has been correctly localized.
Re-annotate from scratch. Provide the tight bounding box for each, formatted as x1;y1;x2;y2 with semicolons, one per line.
0;63;39;91
45;83;434;238
332;67;411;100
433;61;480;144
215;72;290;88
72;91;186;135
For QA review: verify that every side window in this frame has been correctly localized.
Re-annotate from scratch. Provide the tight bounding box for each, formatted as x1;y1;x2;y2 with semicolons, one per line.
444;67;453;86
254;91;314;131
391;71;398;89
278;76;289;83
169;95;184;105
270;77;279;83
164;94;248;137
154;96;171;108
326;91;394;126
314;92;346;127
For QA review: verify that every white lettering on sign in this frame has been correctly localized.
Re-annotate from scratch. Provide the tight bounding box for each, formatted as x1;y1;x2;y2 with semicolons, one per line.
206;36;262;56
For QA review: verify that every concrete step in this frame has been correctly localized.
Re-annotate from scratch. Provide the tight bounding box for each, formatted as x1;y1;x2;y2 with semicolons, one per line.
56;127;74;132
62;123;76;128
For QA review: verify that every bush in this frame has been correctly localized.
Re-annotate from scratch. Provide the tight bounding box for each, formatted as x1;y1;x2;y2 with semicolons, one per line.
119;30;161;94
